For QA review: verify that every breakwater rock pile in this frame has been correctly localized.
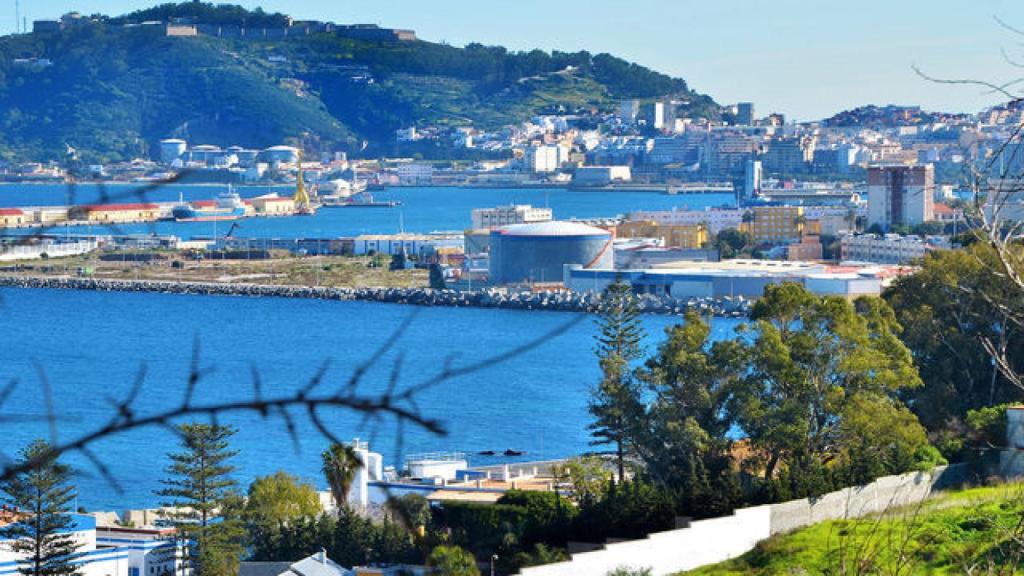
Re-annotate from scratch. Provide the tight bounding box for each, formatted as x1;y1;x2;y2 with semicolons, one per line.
0;276;751;317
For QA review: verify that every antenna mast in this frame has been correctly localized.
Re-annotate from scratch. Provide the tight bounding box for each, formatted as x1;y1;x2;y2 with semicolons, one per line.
15;0;20;34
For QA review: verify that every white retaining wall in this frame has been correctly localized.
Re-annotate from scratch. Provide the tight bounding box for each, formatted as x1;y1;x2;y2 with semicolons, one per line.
518;465;964;576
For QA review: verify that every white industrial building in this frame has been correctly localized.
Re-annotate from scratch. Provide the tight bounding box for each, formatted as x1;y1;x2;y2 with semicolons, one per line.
345;439;384;510
573;166;632;186
567;259;899;300
471;204;552;230
351;233;462;257
405;452;469;484
0;238;98;261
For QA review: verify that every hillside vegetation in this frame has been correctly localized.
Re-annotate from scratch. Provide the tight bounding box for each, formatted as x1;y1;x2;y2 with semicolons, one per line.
0;2;718;162
683;482;1024;575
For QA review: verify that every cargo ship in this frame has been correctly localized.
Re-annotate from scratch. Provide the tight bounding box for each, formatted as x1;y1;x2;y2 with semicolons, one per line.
172;188;247;222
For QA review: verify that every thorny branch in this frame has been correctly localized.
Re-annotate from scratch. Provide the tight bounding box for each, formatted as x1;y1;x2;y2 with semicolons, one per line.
915;17;1024;393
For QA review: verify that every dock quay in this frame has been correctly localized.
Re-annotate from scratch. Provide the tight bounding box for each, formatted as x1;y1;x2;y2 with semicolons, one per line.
0;275;752;316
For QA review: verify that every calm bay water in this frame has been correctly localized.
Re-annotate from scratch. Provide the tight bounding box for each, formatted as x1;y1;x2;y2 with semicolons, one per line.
0;184;740;510
0;183;735;238
0;287;741;510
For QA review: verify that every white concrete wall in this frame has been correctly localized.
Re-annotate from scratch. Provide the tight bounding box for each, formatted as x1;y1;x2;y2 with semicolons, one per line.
518;465;963;576
519;506;771;576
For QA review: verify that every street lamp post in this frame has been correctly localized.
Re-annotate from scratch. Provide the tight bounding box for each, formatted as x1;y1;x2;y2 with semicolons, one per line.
491;554;499;576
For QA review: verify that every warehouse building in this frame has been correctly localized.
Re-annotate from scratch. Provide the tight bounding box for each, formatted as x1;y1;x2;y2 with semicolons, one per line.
566;259;894;299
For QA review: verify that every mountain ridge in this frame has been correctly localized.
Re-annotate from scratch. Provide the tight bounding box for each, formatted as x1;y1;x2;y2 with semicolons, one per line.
0;2;719;163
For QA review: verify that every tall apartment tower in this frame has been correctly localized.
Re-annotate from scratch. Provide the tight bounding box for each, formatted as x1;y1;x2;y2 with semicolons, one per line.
736;102;755;125
867;164;935;230
619;100;640;124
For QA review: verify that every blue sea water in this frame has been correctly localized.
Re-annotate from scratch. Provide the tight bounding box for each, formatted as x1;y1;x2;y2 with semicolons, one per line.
0;287;742;510
0;184;740;510
0;183;735;238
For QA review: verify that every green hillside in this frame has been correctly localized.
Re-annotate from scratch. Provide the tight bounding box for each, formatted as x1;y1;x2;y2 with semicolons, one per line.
0;3;718;163
683;483;1024;575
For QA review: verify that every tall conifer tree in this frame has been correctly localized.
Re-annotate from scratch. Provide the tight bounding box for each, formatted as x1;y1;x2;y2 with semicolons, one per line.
589;280;646;481
157;423;244;576
0;440;83;576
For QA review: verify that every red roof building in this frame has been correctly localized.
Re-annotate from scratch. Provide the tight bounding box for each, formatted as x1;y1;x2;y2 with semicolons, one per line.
83;203;159;212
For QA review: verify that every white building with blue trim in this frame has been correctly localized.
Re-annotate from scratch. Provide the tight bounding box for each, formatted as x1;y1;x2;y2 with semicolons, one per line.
0;515;181;576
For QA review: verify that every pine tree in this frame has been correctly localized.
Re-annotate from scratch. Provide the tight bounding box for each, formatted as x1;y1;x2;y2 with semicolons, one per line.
157;423;244;576
589;279;646;481
0;440;83;576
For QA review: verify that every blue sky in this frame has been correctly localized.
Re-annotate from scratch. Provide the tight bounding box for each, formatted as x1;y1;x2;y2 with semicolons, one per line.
6;0;1024;119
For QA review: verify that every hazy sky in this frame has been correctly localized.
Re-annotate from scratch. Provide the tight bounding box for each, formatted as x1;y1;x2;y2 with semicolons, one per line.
6;1;1024;119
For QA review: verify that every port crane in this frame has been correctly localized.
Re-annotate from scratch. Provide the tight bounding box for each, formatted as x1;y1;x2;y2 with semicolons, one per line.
293;152;317;215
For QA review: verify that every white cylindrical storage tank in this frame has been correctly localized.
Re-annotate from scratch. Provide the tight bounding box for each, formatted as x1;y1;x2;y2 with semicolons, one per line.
262;145;300;164
489;221;614;285
159;139;187;165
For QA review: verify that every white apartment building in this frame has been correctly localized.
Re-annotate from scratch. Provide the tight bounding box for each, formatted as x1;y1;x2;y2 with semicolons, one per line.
867;164;934;229
471;204;553;230
628;208;744;236
523;145;563;173
840;233;947;264
396;163;434;185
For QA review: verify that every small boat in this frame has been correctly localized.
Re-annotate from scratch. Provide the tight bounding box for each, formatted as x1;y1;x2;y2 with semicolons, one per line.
503;449;526;457
477;450;496;456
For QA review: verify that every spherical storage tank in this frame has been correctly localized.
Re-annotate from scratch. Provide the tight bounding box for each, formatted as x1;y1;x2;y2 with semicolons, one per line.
489;221;613;284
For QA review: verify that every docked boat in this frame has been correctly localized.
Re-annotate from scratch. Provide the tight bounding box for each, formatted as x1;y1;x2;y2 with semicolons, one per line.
172;188;246;222
317;178;368;206
328;190;401;208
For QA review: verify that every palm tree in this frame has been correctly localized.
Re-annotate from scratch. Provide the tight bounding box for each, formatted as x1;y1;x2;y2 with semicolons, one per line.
321;443;363;510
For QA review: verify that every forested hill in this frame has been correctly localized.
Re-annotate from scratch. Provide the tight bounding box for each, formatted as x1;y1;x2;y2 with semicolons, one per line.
0;3;719;163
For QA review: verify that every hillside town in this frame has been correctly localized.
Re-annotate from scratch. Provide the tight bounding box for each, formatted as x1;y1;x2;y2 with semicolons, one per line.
1;2;1024;576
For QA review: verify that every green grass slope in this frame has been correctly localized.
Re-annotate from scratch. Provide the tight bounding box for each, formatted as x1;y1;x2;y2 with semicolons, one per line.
0;5;717;163
682;483;1024;575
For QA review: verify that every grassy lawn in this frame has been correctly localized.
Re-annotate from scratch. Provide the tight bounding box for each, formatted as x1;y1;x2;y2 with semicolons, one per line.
0;251;429;290
683;482;1024;575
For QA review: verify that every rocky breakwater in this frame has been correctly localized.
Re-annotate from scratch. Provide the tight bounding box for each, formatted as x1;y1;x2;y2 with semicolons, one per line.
0;276;752;317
